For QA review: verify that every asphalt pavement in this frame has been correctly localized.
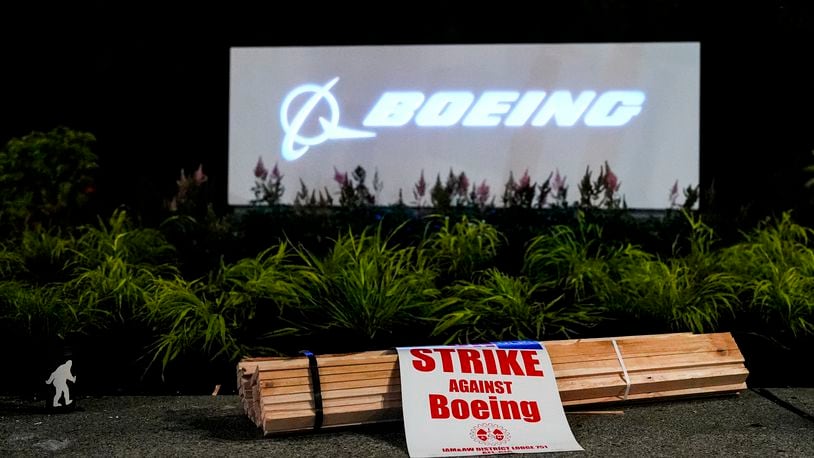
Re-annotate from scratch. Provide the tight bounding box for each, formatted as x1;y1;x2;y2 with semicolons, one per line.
1;389;813;457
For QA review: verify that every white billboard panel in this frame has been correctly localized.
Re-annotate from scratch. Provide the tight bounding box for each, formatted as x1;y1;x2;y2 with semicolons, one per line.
229;43;699;209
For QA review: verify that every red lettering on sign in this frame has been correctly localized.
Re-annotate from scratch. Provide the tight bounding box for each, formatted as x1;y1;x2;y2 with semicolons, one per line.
482;348;498;374
429;393;448;418
496;350;525;375
521;350;544;377
458;348;483;374
409;348;545;377
411;349;435;372
437;348;455;372
427;394;541;423
446;379;514;394
470;399;489;419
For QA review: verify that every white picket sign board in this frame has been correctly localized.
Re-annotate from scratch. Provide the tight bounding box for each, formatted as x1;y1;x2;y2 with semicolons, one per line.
397;341;582;457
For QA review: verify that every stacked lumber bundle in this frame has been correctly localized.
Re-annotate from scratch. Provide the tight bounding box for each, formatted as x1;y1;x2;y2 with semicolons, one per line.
546;332;747;406
238;332;748;435
237;350;401;432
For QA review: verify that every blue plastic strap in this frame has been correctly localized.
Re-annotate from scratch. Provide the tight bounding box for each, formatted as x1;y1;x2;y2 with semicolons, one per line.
300;350;323;430
492;340;543;350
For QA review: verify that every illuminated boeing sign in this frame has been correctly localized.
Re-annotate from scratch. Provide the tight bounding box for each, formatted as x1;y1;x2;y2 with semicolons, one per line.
229;44;700;209
281;77;646;161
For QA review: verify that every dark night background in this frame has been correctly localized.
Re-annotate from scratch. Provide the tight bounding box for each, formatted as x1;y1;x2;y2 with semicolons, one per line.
1;1;813;222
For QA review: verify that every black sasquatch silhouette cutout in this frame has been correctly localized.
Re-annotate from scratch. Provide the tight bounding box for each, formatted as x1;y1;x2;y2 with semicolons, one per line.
45;360;76;407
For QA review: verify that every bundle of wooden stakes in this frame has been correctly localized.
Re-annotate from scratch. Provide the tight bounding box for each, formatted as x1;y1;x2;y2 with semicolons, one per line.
237;332;748;435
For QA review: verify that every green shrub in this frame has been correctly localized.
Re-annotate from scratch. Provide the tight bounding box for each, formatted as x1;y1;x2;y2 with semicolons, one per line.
432;268;596;343
147;276;240;368
612;258;738;333
423;216;502;282
595;212;737;333
293;224;439;344
0;127;97;231
720;212;814;336
146;243;304;368
523;214;646;305
1;227;88;281
523;211;738;333
0;281;66;336
74;209;176;270
62;209;177;323
0;244;25;279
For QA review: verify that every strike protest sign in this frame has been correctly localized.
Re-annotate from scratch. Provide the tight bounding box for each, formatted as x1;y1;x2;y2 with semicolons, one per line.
397;342;582;457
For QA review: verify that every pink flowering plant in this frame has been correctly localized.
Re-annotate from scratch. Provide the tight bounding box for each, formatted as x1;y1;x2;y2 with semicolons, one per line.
293;178;333;207
515;170;536;207
578;161;624;209
334;165;375;208
669;180;700;210
503;169;536;208
469;179;493;211
536;172;553;209
251;157;285;206
454;171;470;207
550;169;569;208
599;161;623;209
430;169;470;210
168;164;208;214
413;170;427;207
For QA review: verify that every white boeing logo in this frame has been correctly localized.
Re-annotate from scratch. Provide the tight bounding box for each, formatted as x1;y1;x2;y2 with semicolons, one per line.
280;77;645;161
280;77;376;161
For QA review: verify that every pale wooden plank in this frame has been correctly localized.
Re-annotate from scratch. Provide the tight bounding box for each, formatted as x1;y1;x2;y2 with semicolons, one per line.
261;369;399;389
258;362;397;380
553;350;745;379
546;333;740;363
263;391;403;413
263;406;403;434
558;364;749;401
561;382;747;406
262;384;402;405
246;350;398;372
263;375;401;396
263;399;403;421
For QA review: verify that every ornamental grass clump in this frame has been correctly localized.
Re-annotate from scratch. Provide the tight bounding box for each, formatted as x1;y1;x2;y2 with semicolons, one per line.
589;212;736;333
521;211;737;334
18;228;75;284
66;209;177;322
431;268;595;344
0;210;179;347
423;216;503;283
147;243;304;368
0;230;84;339
612;258;738;333
719;212;814;336
0;281;72;337
147;275;240;368
523;214;637;306
292;224;439;345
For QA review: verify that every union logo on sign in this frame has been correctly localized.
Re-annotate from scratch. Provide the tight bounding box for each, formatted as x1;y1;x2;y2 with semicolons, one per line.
469;423;511;446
